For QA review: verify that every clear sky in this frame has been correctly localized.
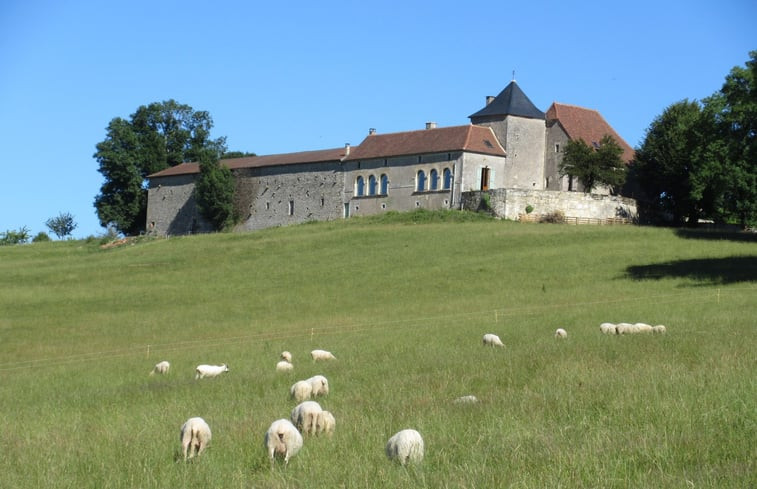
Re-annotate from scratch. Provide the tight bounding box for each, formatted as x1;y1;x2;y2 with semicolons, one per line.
1;0;755;238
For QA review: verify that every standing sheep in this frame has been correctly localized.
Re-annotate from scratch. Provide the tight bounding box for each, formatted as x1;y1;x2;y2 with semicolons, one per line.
311;349;337;361
150;360;170;376
306;375;329;397
290;401;323;436
652;324;667;334
276;360;294;373
554;328;568;339
195;364;229;380
264;418;303;466
599;323;616;334
290;380;313;402
317;410;336;436
482;333;505;347
386;429;424;465
280;351;293;363
180;417;211;460
635;323;654;333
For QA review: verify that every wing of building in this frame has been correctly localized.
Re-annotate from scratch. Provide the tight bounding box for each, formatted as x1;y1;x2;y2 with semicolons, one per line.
147;81;637;235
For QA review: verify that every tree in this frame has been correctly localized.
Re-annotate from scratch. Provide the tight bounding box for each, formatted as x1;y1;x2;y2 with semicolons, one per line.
93;100;226;236
559;135;627;193
45;212;78;239
195;148;236;231
0;226;30;245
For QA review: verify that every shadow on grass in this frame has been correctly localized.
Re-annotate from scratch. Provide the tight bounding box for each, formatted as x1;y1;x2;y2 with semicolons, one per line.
675;228;757;243
624;256;757;285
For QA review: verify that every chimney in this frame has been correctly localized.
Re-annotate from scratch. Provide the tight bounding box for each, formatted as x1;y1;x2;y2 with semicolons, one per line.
344;143;350;156
486;96;495;105
425;122;437;130
369;128;376;135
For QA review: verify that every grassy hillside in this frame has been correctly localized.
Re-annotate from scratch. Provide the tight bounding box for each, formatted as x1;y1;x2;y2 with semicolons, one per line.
1;213;755;488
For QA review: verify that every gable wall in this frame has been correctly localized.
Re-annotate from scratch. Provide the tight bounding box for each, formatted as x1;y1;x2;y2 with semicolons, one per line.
146;174;213;236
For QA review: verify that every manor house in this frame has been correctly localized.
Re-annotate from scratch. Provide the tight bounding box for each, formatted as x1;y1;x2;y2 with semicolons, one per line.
146;81;637;235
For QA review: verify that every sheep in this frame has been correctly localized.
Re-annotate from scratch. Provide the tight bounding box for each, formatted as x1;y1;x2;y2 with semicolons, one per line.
599;322;616;334
195;364;229;379
306;374;329;397
317;410;335;436
635;323;654;333
453;395;479;404
615;323;634;335
150;360;170;376
482;333;504;347
290;380;313;402
652;324;667;334
554;328;568;339
180;417;211;460
280;351;292;363
276;360;294;373
385;429;424;465
264;418;303;466
291;401;323;436
311;349;337;361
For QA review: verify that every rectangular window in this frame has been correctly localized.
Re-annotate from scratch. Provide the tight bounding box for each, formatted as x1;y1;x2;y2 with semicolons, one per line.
288;200;294;216
555;144;560;153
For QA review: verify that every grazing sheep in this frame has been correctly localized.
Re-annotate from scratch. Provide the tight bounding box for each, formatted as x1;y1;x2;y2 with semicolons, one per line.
264;418;303;466
615;323;635;335
453;395;479;404
306;375;329;397
554;328;568;339
290;380;313;402
482;333;504;347
195;364;229;379
180;417;211;460
599;323;616;334
386;429;424;465
635;323;654;333
291;401;323;436
150;360;170;376
318;410;335;436
652;324;667;334
311;349;337;361
280;351;292;363
276;360;294;373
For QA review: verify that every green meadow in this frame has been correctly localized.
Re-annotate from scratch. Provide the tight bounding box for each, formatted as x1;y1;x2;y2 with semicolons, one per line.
1;212;755;488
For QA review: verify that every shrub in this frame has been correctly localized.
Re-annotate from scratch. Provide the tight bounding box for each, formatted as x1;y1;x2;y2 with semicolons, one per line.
540;210;565;223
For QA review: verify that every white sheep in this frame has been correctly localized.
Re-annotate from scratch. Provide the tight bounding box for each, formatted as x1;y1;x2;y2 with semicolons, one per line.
599;322;616;334
195;364;229;379
453;395;479;404
264;418;303;466
280;351;293;363
150;360;170;376
290;380;313;402
318;410;335;436
635;323;654;333
615;323;634;335
311;349;337;361
291;400;323;436
306;374;329;397
482;333;504;347
180;417;211;460
554;328;568;338
276;360;294;373
386;429;424;465
652;324;667;334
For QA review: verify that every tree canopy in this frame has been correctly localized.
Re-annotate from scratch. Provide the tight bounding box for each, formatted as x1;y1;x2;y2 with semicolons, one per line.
45;212;78;239
559;135;627;193
195;149;236;231
93;100;227;236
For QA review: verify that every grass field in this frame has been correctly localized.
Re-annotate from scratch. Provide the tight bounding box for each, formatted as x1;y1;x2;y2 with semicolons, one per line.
1;212;755;488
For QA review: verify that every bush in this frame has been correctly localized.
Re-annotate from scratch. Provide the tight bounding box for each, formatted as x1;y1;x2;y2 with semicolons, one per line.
32;232;51;243
540;210;565;223
0;226;30;245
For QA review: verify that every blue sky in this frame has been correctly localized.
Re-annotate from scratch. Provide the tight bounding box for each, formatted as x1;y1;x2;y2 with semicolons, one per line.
1;0;755;238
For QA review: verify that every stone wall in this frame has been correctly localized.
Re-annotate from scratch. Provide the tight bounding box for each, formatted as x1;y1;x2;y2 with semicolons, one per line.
461;188;638;223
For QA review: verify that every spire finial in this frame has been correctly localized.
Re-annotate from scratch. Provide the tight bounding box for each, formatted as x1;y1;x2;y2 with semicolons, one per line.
512;70;516;82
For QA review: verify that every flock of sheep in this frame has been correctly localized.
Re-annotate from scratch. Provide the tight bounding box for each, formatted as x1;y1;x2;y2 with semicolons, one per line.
158;323;668;466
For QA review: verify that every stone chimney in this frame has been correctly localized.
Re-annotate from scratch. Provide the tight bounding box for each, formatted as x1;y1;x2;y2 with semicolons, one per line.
425;122;437;129
486;96;495;105
369;128;376;135
344;143;350;156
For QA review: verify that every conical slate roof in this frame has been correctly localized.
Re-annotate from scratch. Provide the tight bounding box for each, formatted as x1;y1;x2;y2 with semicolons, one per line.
469;81;545;120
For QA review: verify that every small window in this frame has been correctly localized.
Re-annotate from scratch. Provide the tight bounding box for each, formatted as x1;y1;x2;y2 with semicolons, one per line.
430;169;439;190
381;203;386;209
356;176;365;196
320;197;325;207
288;200;294;216
416;170;426;192
368;175;377;196
555;143;560;153
380;174;389;195
443;168;452;190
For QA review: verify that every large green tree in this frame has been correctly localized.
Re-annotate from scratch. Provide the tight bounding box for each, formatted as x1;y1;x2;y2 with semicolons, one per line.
195;149;236;231
559;134;627;193
93;100;226;236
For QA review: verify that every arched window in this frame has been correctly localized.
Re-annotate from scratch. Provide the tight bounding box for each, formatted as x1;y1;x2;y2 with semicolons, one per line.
380;174;389;195
356;176;365;196
368;175;377;196
416;170;426;192
443;168;452;190
430;169;439;190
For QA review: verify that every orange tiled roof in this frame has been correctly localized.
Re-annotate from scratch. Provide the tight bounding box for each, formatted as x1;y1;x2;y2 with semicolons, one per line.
546;103;635;163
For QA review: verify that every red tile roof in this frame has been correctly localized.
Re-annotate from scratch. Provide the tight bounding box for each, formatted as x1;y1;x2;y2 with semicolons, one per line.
546;103;635;163
147;147;348;178
345;125;505;160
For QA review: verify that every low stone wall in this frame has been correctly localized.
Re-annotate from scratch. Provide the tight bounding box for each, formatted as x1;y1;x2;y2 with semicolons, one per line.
461;188;638;223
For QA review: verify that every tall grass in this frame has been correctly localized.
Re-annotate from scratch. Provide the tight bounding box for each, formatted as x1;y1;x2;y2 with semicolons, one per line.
1;214;755;488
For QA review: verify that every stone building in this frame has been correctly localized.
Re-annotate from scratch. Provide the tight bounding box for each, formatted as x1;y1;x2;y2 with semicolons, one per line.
146;81;637;236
